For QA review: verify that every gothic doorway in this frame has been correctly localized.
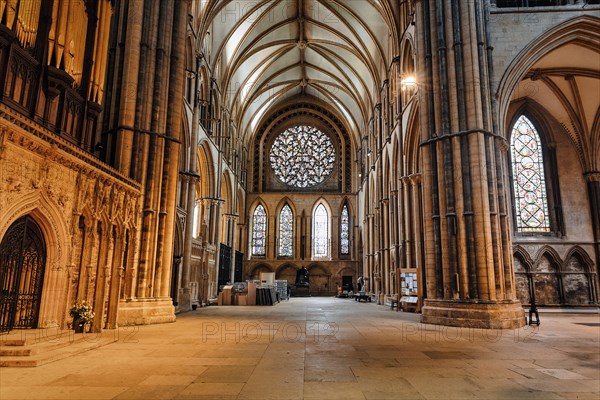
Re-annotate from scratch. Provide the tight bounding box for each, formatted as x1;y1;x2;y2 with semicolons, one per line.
342;276;354;292
0;216;47;332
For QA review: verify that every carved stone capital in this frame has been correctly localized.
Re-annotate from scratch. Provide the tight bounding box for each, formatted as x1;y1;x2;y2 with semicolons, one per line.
408;173;422;185
584;172;600;183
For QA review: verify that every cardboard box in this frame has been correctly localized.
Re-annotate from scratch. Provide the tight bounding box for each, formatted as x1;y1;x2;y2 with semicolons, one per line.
238;294;247;306
222;285;233;305
247;282;257;305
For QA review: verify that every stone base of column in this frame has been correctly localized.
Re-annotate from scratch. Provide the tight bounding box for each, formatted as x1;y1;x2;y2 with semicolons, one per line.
421;299;526;329
117;299;176;326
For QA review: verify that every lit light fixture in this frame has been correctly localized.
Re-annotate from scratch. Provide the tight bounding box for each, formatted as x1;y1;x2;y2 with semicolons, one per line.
401;75;417;91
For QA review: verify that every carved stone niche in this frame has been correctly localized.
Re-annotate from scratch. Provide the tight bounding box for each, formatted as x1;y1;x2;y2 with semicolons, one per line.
1;36;39;113
0;25;15;89
45;66;75;132
83;101;102;152
61;89;84;142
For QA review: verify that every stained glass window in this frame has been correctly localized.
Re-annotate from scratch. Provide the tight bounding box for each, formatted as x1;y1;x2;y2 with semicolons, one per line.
270;125;335;188
193;204;199;238
279;204;293;257
510;115;550;233
313;204;329;257
251;204;267;256
340;204;350;255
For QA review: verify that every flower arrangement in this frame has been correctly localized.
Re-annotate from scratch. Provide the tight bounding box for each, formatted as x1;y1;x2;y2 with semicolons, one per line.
69;300;95;326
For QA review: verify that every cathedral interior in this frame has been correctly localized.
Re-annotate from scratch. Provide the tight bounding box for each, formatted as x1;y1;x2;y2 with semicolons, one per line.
0;1;599;396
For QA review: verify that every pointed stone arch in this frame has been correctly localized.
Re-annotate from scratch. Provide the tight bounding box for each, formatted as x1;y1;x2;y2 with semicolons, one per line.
0;191;71;328
197;140;216;198
307;263;332;295
248;263;273;281
535;246;563;273
513;246;534;274
311;198;332;259
562;246;597;305
533;246;563;305
275;263;298;285
496;15;600;141
513;245;534;305
248;199;268;258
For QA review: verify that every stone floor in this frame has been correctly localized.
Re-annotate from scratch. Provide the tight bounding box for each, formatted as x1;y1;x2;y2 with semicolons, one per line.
0;298;599;399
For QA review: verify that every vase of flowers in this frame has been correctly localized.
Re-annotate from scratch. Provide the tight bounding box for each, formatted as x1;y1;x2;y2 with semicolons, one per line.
69;300;94;333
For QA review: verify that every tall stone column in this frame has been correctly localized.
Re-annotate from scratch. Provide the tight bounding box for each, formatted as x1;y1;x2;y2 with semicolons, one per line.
212;199;224;246
586;173;600;301
181;77;201;310
389;189;399;273
367;213;375;292
179;175;193;309
401;176;413;269
416;0;524;328
409;174;424;288
106;0;189;326
157;0;187;300
381;198;391;295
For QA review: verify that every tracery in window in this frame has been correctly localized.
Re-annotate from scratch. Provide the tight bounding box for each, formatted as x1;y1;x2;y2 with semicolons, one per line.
510;115;550;233
270;125;335;188
251;204;267;256
313;204;329;257
340;204;350;255
278;204;293;257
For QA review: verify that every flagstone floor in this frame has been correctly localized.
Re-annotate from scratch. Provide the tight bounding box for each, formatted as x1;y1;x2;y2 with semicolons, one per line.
1;297;599;399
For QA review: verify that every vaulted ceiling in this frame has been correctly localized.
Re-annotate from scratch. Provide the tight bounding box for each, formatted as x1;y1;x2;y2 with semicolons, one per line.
200;0;398;146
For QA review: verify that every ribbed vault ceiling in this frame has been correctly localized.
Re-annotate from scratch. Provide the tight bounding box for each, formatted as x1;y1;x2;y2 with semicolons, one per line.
513;42;600;172
201;0;396;145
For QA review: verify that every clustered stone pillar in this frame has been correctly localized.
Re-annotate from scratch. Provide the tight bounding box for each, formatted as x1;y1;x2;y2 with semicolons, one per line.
366;213;375;292
180;78;202;311
586;173;600;298
416;0;524;328
102;0;189;325
381;198;391;296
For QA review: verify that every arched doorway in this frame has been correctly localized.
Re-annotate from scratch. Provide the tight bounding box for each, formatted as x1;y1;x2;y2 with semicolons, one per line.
0;216;47;332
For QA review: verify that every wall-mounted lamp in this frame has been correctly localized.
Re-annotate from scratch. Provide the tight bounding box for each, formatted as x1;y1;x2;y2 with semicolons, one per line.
401;75;417;91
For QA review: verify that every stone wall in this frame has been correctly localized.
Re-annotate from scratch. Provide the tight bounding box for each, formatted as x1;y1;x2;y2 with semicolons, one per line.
490;6;595;91
490;6;599;306
245;192;359;296
0;106;143;329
